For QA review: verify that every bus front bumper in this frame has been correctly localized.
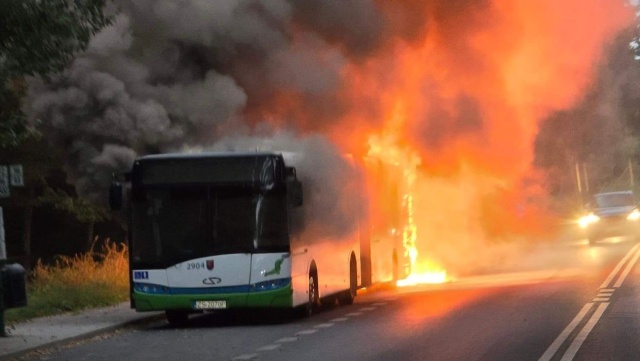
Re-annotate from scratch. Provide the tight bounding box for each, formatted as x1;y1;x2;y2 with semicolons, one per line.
131;283;294;312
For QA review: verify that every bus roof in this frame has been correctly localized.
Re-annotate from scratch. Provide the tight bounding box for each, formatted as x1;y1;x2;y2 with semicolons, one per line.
132;152;288;186
137;151;283;162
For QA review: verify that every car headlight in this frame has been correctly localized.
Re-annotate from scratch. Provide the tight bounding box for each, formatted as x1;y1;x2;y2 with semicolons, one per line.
627;209;640;221
578;213;600;228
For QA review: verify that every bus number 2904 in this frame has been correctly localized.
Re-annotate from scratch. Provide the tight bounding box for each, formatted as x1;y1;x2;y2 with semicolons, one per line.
187;262;206;270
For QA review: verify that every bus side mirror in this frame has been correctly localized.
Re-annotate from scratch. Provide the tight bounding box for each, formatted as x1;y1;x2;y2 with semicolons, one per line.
291;180;303;207
285;167;297;179
109;182;123;211
285;167;302;206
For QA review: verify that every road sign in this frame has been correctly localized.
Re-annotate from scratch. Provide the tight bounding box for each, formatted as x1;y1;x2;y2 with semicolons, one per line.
0;167;9;198
9;165;23;187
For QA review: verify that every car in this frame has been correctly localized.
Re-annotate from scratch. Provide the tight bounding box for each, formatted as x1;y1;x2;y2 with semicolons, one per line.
578;191;640;245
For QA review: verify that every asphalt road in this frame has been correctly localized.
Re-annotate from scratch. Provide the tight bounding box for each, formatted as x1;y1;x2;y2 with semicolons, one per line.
27;236;640;361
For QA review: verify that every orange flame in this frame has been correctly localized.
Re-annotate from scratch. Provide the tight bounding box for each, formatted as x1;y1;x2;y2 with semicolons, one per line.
255;1;634;279
367;104;449;286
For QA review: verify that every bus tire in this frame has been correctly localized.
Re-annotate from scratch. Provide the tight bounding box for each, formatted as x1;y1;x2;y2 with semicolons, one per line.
165;310;189;328
392;250;399;282
301;271;319;317
338;254;357;305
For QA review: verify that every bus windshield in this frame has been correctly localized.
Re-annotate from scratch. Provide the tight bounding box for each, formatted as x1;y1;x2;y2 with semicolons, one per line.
131;185;289;267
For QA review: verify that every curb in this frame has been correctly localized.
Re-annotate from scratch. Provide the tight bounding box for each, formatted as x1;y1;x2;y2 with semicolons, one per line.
0;313;164;361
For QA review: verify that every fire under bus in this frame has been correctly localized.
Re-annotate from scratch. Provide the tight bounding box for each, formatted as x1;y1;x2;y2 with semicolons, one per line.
109;152;368;326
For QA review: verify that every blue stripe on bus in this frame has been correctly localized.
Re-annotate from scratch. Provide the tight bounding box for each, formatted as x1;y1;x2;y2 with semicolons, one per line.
133;278;291;295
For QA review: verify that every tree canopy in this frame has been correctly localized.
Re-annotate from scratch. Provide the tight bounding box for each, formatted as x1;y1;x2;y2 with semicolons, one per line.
0;0;111;147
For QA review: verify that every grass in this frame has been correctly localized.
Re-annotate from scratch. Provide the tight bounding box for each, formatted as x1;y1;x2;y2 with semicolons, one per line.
5;240;129;324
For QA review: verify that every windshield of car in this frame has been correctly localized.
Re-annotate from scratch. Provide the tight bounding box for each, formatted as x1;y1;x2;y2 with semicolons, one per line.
594;193;636;208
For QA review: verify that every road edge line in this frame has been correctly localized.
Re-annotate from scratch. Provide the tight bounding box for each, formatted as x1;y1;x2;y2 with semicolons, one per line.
613;245;640;288
559;302;609;361
538;303;593;361
599;243;640;289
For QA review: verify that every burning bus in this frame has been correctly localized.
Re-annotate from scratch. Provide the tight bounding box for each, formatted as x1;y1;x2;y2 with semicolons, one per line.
109;151;410;326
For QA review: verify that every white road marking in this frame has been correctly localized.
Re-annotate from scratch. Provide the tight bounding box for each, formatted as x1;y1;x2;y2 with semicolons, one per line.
600;243;640;289
256;344;281;351
613;246;640;288
314;323;335;328
275;337;298;343
540;245;635;361
249;308;355;358
560;302;610;361
232;354;258;360
538;303;593;361
234;296;387;359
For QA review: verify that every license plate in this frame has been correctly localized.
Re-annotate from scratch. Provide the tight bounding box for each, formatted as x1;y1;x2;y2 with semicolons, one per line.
194;300;227;310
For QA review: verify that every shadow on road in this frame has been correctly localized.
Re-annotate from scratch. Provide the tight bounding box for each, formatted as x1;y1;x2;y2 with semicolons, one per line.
149;300;348;330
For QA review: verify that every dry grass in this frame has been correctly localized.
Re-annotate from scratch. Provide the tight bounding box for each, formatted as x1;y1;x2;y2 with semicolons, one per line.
31;240;129;290
5;239;130;323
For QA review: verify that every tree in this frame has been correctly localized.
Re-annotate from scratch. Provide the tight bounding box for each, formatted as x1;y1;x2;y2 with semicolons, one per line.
0;136;62;268
0;0;111;148
536;28;640;213
38;188;110;251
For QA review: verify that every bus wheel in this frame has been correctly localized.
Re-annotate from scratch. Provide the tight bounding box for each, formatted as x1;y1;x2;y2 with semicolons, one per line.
392;251;399;282
302;272;319;317
338;255;357;305
165;310;189;328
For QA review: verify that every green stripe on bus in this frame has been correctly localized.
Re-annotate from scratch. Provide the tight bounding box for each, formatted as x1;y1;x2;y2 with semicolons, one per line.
132;285;294;311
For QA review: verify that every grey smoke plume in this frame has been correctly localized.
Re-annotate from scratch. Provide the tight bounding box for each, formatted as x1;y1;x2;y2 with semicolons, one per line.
24;0;501;203
185;132;365;239
25;0;392;202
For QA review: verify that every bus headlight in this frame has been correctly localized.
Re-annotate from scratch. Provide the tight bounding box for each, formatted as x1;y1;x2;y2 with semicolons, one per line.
134;282;170;294
628;209;640;221
250;278;291;292
578;213;600;229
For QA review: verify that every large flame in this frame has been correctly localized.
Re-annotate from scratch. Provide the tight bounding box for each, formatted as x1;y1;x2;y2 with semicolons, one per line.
366;102;449;285
383;2;628;279
25;0;635;276
262;1;634;280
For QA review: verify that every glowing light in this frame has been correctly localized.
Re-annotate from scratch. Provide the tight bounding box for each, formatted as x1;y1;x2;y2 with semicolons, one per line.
578;213;600;229
367;119;449;287
397;270;448;287
627;209;640;221
588;246;601;261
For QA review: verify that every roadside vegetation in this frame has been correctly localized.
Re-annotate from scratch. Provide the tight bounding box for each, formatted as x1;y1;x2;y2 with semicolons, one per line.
5;240;129;324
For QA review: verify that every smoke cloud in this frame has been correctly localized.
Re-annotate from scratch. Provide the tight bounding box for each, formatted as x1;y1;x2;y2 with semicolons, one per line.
24;0;635;276
26;0;392;201
535;28;640;209
184;133;365;240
